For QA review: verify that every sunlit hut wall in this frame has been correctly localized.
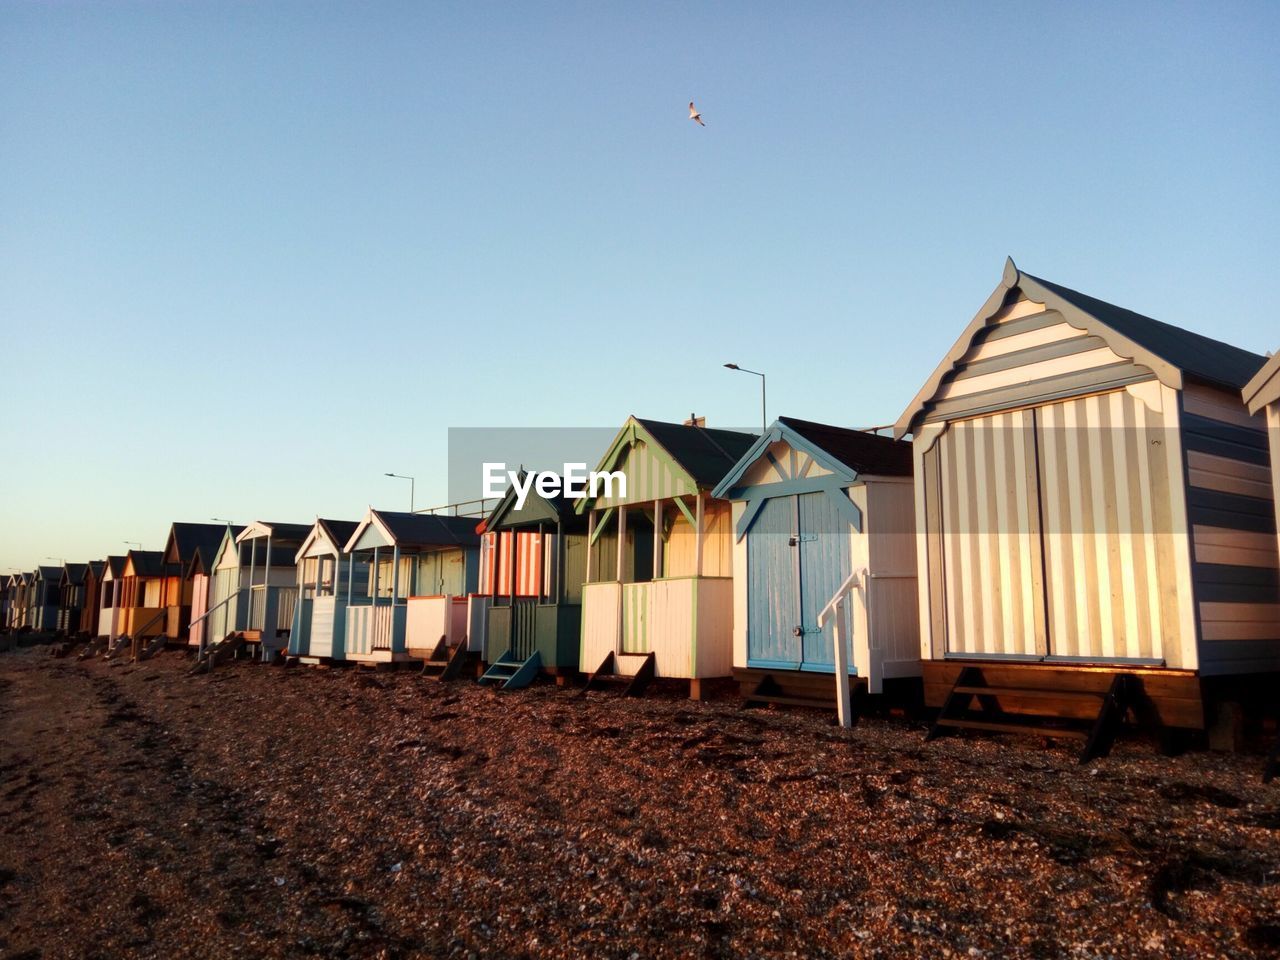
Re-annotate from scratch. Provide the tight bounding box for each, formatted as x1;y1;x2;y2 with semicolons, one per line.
713;417;919;702
78;560;105;638
234;521;312;659
475;475;589;675
97;556;127;640
895;259;1280;730
577;416;756;698
161;523;230;643
1243;351;1280;561
119;551;166;640
342;510;481;665
290;518;360;663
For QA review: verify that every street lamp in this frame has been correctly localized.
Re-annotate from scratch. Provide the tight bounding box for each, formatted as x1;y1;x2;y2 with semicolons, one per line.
724;363;767;435
384;472;415;512
211;517;236;525
123;541;142;551
43;556;65;566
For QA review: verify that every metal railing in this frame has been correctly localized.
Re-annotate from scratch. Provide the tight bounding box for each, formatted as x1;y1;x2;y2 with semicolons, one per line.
414;497;501;518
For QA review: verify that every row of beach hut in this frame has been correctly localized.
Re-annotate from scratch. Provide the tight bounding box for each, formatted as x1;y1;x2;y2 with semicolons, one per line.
6;261;1280;751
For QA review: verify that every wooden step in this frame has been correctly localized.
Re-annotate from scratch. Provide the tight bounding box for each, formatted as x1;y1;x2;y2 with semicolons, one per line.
952;685;1105;701
934;717;1089;740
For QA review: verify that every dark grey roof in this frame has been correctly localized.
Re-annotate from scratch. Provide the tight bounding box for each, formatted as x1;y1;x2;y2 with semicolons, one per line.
104;555;128;578
168;522;231;565
35;565;62;581
86;560;105;581
377;511;482;548
1027;273;1266;391
61;563;89;585
778;417;913;477
126;551;166;577
244;522;314;543
318;519;360;547
636;419;759;489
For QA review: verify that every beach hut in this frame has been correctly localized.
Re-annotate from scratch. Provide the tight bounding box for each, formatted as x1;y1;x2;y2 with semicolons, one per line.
96;557;127;640
160;523;232;643
3;573;27;630
577;416;756;699
894;258;1278;753
342;509;481;665
1243;351;1280;558
712;417;918;710
118;551;167;641
289;518;360;662
233;521;311;658
29;566;63;632
474;475;589;688
184;527;242;651
56;563;89;634
77;561;105;638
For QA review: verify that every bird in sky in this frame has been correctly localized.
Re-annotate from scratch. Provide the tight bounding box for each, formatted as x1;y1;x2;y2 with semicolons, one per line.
689;101;705;126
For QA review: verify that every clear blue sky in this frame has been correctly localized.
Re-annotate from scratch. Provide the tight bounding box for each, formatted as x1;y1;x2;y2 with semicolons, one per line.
2;1;1277;570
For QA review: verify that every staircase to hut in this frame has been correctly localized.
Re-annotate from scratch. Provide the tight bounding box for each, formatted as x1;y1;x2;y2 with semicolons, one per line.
925;665;1137;763
189;632;247;675
579;651;656;698
478;649;542;690
420;635;475;683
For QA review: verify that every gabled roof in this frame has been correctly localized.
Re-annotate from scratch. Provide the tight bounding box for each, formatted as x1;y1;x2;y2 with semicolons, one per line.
85;560;105;582
293;518;360;564
124;550;165;578
1243;351;1280;415
35;565;62;582
634;418;759;487
576;416;757;513
895;259;1269;438
103;556;128;579
344;509;482;553
164;522;231;567
236;521;314;544
479;471;582;533
60;563;89;586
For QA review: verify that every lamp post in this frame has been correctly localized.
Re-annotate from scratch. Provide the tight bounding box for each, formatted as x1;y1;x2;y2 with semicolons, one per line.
211;517;236;526
384;473;415;512
123;541;142;551
723;363;767;435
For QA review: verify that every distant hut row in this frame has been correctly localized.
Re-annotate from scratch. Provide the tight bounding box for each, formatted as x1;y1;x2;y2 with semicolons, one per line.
6;261;1278;755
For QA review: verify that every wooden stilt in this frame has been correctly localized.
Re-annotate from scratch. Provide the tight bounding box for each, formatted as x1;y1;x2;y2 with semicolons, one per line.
689;678;703;701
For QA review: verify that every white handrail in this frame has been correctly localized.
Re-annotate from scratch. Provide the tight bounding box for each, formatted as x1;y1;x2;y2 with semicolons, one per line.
190;593;239;657
818;567;867;729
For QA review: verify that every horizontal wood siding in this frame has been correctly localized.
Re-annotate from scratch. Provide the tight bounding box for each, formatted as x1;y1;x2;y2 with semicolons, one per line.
922;302;1158;425
1183;384;1280;673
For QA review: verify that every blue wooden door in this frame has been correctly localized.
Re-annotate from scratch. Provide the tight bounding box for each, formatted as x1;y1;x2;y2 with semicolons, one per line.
746;497;801;667
798;491;854;671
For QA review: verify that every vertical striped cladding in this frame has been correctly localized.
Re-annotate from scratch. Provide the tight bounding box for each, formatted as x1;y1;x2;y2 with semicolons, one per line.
926;382;1193;666
936;409;1046;657
1036;389;1183;663
1182;383;1280;672
865;481;921;676
592;440;696;508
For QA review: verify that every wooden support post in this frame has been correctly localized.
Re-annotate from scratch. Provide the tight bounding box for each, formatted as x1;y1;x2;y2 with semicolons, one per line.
689;678;703;701
615;506;627;655
694;493;705;577
585;511;595;583
653;499;663;580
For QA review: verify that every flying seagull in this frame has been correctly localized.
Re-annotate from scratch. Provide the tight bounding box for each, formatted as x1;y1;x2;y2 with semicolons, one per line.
689;101;705;126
